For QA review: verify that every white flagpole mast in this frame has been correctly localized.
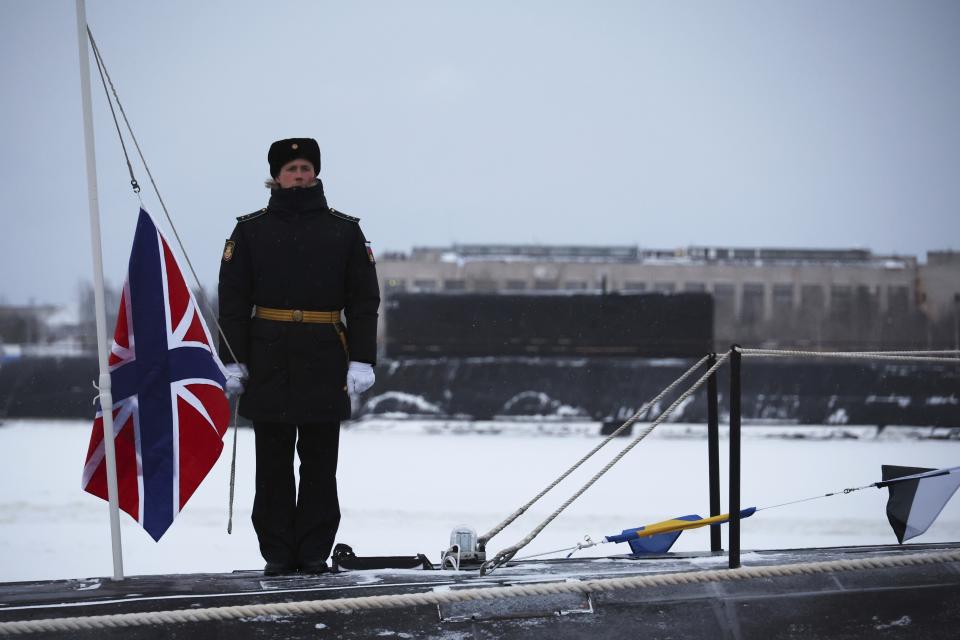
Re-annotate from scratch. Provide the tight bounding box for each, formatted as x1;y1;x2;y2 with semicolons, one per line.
76;0;124;581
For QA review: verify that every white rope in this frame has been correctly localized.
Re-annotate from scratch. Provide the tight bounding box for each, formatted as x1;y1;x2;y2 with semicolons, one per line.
86;26;242;368
856;350;960;356
477;354;712;547
2;547;957;635
737;347;960;364
481;352;731;575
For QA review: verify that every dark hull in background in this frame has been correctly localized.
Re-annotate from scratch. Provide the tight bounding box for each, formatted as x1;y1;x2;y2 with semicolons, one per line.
0;355;95;421
369;356;960;427
2;355;958;427
385;292;715;358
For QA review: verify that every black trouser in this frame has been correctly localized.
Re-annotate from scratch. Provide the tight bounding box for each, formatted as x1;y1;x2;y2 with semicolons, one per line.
252;421;341;567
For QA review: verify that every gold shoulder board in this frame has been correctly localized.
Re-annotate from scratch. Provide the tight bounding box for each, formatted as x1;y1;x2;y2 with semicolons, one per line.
236;208;268;223
328;207;360;223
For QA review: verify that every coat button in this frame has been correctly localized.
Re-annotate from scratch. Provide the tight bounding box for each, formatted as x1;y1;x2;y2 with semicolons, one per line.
292;310;303;322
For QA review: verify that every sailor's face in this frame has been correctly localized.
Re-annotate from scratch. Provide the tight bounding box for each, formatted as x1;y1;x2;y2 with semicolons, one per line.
276;159;316;189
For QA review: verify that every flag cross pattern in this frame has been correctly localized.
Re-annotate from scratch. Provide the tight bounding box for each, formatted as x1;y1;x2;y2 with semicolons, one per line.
82;209;230;541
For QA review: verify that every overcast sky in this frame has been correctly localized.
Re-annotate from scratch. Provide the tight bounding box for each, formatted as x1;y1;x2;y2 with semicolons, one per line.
1;0;958;306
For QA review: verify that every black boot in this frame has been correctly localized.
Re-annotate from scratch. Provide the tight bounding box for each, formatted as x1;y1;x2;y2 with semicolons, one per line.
299;560;330;575
263;562;297;577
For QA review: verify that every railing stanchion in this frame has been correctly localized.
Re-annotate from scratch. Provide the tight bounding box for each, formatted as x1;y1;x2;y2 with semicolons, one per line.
707;353;721;552
729;345;742;569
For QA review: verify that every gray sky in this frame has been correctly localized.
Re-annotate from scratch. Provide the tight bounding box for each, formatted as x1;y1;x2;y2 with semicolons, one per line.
2;0;958;306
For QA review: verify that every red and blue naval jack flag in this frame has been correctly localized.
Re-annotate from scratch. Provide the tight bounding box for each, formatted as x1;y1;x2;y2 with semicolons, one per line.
81;209;230;541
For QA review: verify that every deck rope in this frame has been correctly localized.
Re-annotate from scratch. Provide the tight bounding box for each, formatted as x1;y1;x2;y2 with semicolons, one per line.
481;352;731;575
2;547;957;635
737;347;960;364
477;354;712;548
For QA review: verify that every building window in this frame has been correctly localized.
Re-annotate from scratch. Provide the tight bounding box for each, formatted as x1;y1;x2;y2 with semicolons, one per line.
856;285;876;306
684;282;706;292
653;281;675;293
443;279;467;291
741;283;765;323
772;284;794;308
623;281;647;292
888;285;909;315
800;285;825;314
473;279;498;292
412;279;437;291
713;283;735;318
504;279;528;291
533;279;556;290
563;281;588;290
830;285;852;316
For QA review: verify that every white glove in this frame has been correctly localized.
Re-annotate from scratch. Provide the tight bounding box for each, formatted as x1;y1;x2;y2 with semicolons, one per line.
346;361;375;395
224;363;249;396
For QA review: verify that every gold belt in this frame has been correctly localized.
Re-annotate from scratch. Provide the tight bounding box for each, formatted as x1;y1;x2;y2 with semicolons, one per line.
254;306;342;323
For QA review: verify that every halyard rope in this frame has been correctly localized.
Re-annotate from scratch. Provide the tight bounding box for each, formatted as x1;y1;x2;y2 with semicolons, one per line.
85;26;241;368
2;548;957;635
85;26;245;532
737;347;960;364
88;29;140;197
478;354;712;547
481;352;731;575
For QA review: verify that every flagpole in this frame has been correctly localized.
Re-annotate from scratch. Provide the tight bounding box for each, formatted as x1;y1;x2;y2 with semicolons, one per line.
76;0;124;581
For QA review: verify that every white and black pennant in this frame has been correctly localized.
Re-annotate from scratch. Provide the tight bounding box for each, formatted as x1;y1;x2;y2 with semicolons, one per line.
878;465;960;544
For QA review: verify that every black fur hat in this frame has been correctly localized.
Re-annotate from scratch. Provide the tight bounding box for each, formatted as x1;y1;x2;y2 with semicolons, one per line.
268;138;321;177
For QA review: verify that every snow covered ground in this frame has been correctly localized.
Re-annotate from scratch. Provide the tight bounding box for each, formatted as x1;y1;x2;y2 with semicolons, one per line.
1;419;958;583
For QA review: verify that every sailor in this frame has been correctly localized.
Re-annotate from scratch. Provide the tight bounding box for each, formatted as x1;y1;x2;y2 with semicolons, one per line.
217;137;380;576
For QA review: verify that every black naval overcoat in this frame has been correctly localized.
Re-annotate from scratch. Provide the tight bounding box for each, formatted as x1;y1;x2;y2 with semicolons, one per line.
217;181;380;423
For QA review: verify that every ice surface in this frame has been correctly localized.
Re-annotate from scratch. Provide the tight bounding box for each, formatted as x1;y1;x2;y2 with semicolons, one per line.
0;419;958;583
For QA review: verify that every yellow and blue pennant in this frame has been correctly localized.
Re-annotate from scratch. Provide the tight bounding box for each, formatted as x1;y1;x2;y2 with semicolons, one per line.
606;508;757;555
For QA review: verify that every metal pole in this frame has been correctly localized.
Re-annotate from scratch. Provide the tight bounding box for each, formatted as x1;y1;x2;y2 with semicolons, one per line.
953;293;959;352
76;0;124;580
706;353;721;552
729;345;741;569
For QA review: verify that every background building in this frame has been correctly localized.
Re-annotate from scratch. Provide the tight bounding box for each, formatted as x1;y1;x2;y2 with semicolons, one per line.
2;247;956;425
1;246;956;355
377;245;960;352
